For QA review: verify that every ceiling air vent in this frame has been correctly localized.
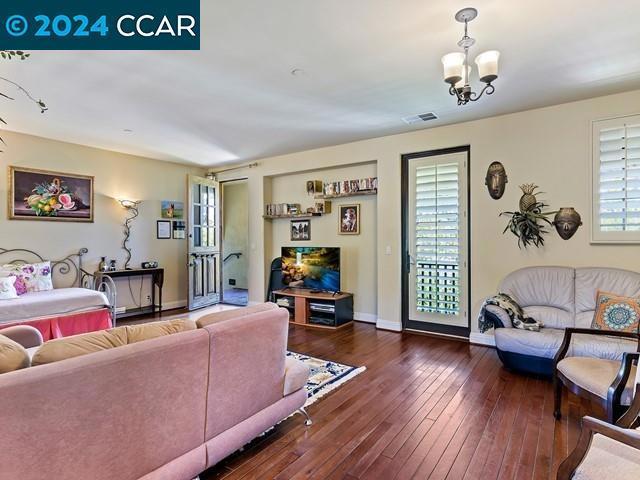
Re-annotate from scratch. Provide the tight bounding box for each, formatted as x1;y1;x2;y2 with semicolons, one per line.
402;112;438;125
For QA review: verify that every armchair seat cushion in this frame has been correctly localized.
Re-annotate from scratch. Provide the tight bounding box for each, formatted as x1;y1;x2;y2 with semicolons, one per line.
283;357;310;396
495;327;637;360
573;433;640;480
557;356;637;405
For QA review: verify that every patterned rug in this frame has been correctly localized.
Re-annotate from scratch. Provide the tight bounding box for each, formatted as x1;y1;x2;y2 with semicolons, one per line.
286;351;366;406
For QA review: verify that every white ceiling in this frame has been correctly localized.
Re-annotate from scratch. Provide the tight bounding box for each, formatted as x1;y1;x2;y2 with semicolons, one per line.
2;0;640;166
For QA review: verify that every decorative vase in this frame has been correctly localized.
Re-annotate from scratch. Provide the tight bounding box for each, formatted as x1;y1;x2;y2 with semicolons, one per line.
553;208;582;240
98;256;107;272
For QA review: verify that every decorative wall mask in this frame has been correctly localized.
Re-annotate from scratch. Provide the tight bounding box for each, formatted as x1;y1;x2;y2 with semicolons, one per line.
500;184;555;249
485;161;508;199
553;208;582;240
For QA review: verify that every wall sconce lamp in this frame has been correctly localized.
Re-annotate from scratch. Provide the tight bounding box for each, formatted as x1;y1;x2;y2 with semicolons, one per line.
117;199;140;270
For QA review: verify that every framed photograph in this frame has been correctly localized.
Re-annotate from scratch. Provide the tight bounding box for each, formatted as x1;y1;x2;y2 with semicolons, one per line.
339;204;360;235
290;219;310;241
157;220;171;239
172;220;186;239
161;200;184;219
8;166;94;222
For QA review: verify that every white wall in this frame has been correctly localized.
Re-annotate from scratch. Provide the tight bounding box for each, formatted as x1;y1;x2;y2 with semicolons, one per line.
217;89;640;333
267;163;377;320
0;131;203;310
222;180;249;290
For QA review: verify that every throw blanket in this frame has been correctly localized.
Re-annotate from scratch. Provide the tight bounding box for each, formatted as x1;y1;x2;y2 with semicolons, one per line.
478;293;543;333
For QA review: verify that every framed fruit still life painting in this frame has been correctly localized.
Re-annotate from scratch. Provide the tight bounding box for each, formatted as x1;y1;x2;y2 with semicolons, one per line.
8;166;94;222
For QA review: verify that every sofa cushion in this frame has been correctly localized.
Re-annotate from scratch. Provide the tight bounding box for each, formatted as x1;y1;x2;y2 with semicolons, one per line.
575;268;640;328
0;334;30;373
196;303;278;328
499;266;575;314
522;305;574;329
283;357;310;396
591;291;640;333
495;327;637;360
32;319;196;366
557;356;637;405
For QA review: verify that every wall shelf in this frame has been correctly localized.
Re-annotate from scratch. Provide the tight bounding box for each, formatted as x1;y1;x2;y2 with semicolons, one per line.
263;213;323;220
315;189;378;199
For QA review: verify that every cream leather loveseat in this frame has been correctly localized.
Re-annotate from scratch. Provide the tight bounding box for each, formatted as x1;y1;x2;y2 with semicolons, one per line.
483;266;640;375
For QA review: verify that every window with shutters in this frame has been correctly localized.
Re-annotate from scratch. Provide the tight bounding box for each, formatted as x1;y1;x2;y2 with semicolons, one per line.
592;114;640;243
415;161;461;315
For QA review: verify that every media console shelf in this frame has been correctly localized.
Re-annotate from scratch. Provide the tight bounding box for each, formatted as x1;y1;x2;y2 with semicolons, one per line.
272;288;353;330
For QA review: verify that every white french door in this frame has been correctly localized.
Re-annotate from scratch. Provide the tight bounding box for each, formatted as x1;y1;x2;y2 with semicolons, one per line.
188;175;220;310
404;148;469;336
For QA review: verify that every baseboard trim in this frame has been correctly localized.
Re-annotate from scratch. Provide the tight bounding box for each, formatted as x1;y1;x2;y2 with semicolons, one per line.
163;299;188;311
376;319;402;332
354;312;377;323
469;332;496;347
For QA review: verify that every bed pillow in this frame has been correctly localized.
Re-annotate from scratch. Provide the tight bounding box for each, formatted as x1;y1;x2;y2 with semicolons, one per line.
591;290;640;333
2;262;53;293
0;276;18;300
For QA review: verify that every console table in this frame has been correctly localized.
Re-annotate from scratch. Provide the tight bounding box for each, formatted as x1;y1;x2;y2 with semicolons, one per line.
272;288;353;330
95;268;164;319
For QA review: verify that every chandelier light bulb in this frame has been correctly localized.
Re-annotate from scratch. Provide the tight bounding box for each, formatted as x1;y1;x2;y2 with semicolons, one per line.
441;52;465;85
475;50;500;84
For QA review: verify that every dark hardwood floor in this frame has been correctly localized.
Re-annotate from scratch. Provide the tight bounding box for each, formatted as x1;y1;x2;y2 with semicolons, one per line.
197;322;595;480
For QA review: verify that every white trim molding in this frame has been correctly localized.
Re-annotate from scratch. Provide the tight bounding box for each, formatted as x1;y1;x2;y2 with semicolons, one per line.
354;312;377;323
376;319;402;332
469;332;496;347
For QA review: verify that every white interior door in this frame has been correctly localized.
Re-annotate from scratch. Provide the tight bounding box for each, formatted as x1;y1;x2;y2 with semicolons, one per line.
406;150;469;334
188;175;220;310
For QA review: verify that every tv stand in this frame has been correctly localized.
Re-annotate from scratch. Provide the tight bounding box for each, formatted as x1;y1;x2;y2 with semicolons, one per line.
272;288;353;330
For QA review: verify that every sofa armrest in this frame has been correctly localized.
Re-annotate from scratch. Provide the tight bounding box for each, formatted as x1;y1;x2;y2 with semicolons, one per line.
0;325;43;349
556;416;640;480
483;305;513;329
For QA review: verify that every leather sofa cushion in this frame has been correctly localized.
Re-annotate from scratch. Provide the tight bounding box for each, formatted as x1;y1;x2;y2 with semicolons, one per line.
283;357;310;396
32;319;196;366
522;305;574;329
575;268;640;317
0;334;30;373
196;303;278;328
495;327;637;360
557;356;637;405
499;266;575;313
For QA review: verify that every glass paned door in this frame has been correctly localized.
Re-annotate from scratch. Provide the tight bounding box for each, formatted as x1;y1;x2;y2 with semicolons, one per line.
404;149;469;335
188;175;220;310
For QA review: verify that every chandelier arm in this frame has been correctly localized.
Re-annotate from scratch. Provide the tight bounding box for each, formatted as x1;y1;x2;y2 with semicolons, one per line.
469;83;495;102
448;85;467;104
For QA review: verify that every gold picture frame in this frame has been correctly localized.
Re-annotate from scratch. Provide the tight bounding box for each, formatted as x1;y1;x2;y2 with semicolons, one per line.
8;166;95;222
338;203;360;235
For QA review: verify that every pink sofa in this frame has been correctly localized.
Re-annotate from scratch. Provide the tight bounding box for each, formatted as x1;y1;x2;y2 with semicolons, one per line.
0;306;310;480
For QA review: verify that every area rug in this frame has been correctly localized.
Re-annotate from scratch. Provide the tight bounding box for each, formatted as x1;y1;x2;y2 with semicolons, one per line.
286;351;366;406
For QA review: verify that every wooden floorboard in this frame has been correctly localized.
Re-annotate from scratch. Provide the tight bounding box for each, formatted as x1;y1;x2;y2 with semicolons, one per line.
201;322;590;480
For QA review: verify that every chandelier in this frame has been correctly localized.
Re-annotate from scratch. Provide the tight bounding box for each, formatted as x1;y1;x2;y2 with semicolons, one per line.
441;8;499;105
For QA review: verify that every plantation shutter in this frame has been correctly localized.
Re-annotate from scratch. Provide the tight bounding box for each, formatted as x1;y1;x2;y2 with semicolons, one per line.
414;161;460;315
593;115;640;242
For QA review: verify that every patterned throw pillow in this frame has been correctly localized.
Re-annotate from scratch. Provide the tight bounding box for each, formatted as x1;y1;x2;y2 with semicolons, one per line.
0;276;18;300
591;291;640;333
1;262;53;294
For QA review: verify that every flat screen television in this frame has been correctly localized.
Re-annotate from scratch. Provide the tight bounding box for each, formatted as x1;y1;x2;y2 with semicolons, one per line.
281;247;341;293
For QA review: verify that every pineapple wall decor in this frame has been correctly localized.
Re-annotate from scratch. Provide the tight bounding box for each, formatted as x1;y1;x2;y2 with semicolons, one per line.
500;184;556;248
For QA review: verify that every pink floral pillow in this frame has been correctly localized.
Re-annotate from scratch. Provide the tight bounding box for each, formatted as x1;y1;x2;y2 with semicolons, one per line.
1;262;53;294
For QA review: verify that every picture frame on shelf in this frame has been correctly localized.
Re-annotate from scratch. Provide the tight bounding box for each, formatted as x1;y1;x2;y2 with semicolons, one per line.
157;220;171;239
338;204;360;235
291;219;311;241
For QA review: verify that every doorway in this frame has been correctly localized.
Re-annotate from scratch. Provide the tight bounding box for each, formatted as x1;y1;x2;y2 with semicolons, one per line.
221;179;249;306
401;146;471;338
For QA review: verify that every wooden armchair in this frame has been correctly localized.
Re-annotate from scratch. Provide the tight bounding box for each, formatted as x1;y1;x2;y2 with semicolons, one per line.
556;368;640;479
553;328;639;423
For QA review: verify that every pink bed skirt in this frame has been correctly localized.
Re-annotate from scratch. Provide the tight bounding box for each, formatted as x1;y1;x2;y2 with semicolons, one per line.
1;309;113;341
